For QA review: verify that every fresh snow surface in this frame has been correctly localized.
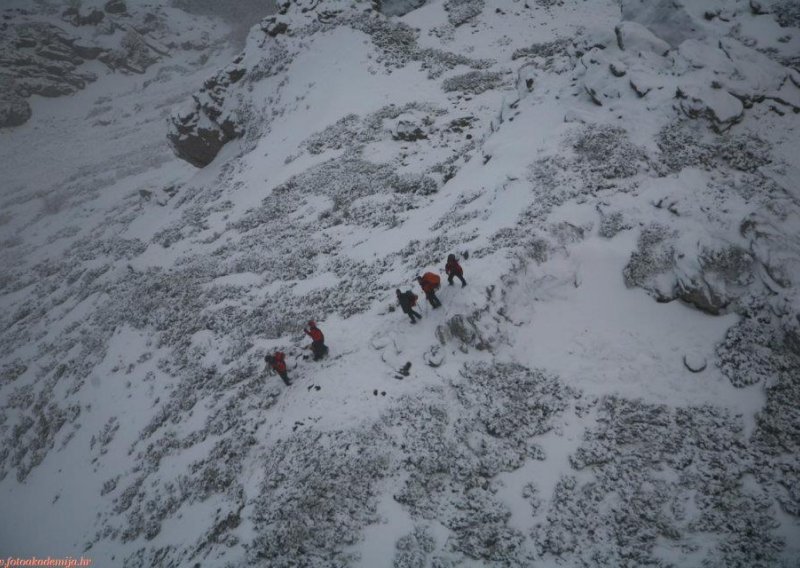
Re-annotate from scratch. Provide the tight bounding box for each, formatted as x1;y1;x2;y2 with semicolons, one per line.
1;0;799;566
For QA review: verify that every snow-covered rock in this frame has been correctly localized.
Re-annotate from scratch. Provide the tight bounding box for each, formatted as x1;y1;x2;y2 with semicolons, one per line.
677;83;745;132
620;0;703;46
614;21;671;56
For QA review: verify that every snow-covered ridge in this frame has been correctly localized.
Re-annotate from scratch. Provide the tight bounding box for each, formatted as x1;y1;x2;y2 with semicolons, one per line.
1;0;799;566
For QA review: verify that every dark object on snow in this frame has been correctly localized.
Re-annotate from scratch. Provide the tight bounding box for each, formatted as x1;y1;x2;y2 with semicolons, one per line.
399;362;412;376
265;352;291;386
445;254;467;287
396;289;422;323
417;273;442;308
104;0;127;14
304;320;328;361
683;354;708;373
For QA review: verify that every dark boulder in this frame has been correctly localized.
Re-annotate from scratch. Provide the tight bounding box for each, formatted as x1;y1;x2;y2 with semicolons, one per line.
104;0;128;14
167;107;232;168
0;93;32;128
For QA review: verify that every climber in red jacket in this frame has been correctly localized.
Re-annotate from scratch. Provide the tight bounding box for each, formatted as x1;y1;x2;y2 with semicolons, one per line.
265;351;291;386
304;320;328;361
445;254;467;287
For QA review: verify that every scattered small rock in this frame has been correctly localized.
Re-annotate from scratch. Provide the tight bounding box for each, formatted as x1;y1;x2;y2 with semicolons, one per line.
683;353;708;373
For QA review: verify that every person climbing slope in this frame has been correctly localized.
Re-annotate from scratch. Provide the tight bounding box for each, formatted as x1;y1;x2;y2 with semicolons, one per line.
304;320;328;361
416;272;442;309
445;253;467;287
265;351;291;386
396;289;422;324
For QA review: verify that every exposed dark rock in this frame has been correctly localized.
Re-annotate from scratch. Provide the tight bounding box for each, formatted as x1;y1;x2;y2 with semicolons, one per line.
675;277;729;314
749;0;767;15
609;61;627;77
166;63;249;167
379;0;428;17
444;0;484;27
261;15;289;37
104;0;128;15
0;88;31;128
78;9;105;26
167;109;232;168
393;119;428;141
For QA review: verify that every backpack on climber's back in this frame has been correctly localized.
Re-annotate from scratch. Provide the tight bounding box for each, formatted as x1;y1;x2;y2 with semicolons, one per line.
422;272;440;289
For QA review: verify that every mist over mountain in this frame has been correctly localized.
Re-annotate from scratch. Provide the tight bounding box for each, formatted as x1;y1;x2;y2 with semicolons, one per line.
1;0;798;566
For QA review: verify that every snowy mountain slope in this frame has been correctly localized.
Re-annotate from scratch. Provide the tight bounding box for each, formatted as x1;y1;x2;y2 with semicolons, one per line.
1;0;799;566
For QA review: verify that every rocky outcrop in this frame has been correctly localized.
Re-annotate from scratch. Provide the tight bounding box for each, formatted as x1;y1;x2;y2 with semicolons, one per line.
0;77;31;128
0;21;102;128
575;10;800;133
167;62;248;167
379;0;428;17
623;224;760;316
0;8;172;128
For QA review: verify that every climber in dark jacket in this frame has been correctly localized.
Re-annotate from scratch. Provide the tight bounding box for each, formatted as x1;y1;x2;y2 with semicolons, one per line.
396;289;422;324
265;352;291;386
304;320;328;361
445;254;467;287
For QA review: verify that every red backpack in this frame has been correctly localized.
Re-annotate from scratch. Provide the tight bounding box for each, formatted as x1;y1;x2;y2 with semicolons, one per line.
274;351;285;363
